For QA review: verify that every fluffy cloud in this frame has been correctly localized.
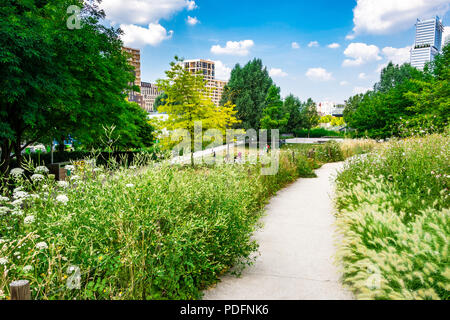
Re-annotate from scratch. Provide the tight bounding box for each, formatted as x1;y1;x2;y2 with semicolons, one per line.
269;68;288;78
100;0;197;25
187;16;199;26
353;86;372;95
305;68;333;81
444;27;450;45
213;60;231;80
120;23;173;48
343;42;381;67
340;81;349;86
292;42;300;49
358;73;367;79
348;0;449;37
376;46;413;72
308;41;319;47
211;40;254;56
328;43;340;49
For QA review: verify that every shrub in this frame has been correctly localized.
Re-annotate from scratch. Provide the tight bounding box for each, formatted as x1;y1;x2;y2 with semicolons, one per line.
294;128;344;138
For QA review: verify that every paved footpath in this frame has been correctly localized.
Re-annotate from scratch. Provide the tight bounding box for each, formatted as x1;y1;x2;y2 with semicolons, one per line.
203;162;353;300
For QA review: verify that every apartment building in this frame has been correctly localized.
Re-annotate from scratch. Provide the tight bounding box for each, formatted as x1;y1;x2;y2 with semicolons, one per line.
183;59;228;106
410;17;444;70
122;46;145;109
141;82;160;112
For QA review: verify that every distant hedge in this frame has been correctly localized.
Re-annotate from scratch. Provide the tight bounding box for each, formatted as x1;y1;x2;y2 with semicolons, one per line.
294;128;344;138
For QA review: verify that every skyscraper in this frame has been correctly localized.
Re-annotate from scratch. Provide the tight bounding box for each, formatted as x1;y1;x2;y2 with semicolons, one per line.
410;17;444;70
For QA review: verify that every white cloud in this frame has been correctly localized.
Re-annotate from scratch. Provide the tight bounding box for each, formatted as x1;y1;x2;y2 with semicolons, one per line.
358;73;367;79
376;46;413;72
353;86;372;95
269;68;288;78
100;0;197;25
308;41;319;47
305;68;333;81
340;81;349;86
343;42;381;67
292;42;300;49
211;40;254;56
187;16;199;26
350;0;449;36
444;27;450;46
346;34;356;40
213;60;231;80
328;43;340;49
120;23;173;48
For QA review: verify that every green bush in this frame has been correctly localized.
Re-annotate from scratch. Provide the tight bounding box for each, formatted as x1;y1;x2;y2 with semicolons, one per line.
294;128;344;138
316;141;345;163
335;135;450;300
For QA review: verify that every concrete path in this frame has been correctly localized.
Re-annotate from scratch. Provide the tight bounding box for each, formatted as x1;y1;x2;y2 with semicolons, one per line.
203;162;353;300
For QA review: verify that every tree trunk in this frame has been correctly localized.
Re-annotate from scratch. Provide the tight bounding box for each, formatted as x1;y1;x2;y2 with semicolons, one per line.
14;133;23;169
0;140;12;174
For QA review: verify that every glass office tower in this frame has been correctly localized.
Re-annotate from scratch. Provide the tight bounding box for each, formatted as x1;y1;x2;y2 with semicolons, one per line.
410;17;444;70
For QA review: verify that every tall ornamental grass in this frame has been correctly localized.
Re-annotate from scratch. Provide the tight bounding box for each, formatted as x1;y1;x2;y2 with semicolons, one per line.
335;135;449;300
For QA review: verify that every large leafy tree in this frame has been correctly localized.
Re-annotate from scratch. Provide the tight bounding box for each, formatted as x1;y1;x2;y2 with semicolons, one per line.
260;86;289;132
0;0;148;172
300;99;320;138
282;94;303;133
220;59;273;130
157;57;240;166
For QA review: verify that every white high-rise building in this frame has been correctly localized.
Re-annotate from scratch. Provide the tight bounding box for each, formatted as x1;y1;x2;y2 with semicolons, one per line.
410;17;444;70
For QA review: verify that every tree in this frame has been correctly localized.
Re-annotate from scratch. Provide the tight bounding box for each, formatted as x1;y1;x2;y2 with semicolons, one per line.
156;57;240;166
283;94;303;133
260;86;290;133
220;59;273;130
300;99;320;138
0;0;140;172
154;93;168;112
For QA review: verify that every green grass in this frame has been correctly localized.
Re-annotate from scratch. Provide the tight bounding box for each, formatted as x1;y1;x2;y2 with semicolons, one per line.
335;134;450;300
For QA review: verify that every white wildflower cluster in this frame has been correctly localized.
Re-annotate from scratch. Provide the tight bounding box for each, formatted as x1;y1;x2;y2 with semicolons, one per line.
0;257;8;265
35;242;48;250
10;168;24;178
126;183;135;188
93;168;103;173
23;265;33;273
0;207;10;215
56;194;69;205
57;181;69;188
70;175;80;181
31;174;45;182
24;215;35;225
13;191;29;200
35;166;49;174
0;196;9;202
65;165;76;171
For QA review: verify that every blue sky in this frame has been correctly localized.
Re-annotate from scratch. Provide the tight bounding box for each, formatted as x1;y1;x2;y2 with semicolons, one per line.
99;0;450;104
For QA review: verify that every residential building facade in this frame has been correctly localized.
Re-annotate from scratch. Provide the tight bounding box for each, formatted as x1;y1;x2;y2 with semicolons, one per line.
141;82;161;112
122;46;145;109
410;17;444;70
183;59;228;106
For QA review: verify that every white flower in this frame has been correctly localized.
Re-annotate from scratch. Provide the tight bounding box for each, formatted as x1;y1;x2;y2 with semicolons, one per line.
0;207;10;215
64;165;75;171
11;199;23;207
35;166;49;174
23;265;33;273
70;175;80;181
0;196;9;202
31;174;45;182
10;168;24;177
0;257;8;265
129;166;137;170
24;215;35;224
57;181;69;188
12;209;24;216
93;168;103;173
13;186;24;193
56;194;69;205
13;191;29;200
126;184;135;188
35;242;48;250
30;194;40;200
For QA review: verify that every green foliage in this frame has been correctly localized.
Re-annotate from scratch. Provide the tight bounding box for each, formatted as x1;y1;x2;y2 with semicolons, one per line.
300;99;320;137
335;135;450;299
293;128;343;138
282;95;304;133
260;86;289;131
220;59;273;130
315;141;344;163
0;149;337;300
0;0;147;172
153;93;169;112
344;45;450;138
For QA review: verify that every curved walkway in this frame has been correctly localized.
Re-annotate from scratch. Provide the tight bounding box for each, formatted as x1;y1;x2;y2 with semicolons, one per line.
203;162;353;300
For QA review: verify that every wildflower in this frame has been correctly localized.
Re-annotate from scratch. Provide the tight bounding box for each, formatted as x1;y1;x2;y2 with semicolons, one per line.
35;242;48;250
30;194;40;200
0;257;8;265
129;166;137;170
24;215;35;224
23;265;33;273
35;166;49;174
31;174;45;182
11;199;23;207
56;194;69;205
93;168;103;173
65;165;75;171
57;181;69;188
70;175;80;181
10;168;24;177
13;191;29;200
0;207;10;215
0;196;9;202
125;184;135;188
